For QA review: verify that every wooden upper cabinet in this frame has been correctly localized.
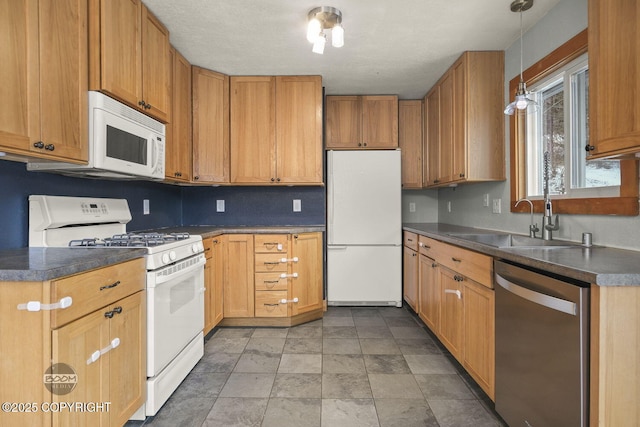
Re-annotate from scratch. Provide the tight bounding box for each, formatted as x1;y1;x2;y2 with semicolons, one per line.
166;47;192;182
276;76;323;184
0;0;88;163
587;0;640;159
91;0;170;122
192;67;230;183
399;100;423;189
230;76;276;184
424;51;504;188
326;95;398;149
230;75;323;185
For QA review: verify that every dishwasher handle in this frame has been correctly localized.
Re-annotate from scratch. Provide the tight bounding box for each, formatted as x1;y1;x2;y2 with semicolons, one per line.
495;273;577;316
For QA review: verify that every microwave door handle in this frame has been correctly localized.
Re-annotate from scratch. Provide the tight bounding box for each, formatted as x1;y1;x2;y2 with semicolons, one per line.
151;137;160;171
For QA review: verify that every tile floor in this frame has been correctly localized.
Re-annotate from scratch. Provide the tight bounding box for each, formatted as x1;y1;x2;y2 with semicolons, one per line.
126;306;507;427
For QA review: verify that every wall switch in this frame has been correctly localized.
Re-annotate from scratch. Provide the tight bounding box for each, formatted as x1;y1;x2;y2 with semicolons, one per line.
409;202;416;213
216;200;225;212
293;199;302;212
492;199;502;214
143;199;150;215
447;201;452;213
483;194;490;207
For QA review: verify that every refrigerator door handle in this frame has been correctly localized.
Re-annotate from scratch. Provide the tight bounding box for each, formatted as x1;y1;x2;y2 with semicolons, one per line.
327;245;348;250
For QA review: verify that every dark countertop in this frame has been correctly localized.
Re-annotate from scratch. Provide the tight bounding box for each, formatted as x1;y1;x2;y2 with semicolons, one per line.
0;247;148;282
403;223;640;286
0;226;325;282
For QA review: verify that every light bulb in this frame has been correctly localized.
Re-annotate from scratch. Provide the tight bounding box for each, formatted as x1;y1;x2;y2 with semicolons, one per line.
307;18;321;43
332;23;344;48
312;33;326;54
515;95;529;110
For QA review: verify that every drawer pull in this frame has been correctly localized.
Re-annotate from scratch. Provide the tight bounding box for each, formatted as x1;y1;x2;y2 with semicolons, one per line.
280;297;299;304
264;303;280;307
280;273;299;279
444;289;462;299
99;280;121;291
280;257;299;263
263;261;281;266
451;257;462;263
17;296;73;312
86;337;120;365
263;242;284;251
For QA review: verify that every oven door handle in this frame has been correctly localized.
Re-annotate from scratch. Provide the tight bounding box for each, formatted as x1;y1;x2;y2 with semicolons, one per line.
152;256;206;285
495;274;577;315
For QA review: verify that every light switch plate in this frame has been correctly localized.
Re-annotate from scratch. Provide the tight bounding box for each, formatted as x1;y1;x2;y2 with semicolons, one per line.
409;202;416;213
143;199;150;215
293;199;302;212
216;200;225;212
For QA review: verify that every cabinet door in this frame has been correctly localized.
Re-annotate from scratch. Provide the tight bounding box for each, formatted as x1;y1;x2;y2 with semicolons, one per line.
290;233;323;316
0;0;39;154
325;96;361;148
109;291;146;427
438;73;454;183
463;279;495;400
166;48;192;181
424;88;440;186
403;246;419;311
140;5;170;122
99;0;142;109
362;96;398;148
275;76;323;184
203;238;214;334
224;234;255;317
211;237;225;326
418;254;439;332
192;67;230;183
399;100;423;188
588;0;640;158
230;76;276;183
452;59;466;182
438;266;464;360
52;309;110;427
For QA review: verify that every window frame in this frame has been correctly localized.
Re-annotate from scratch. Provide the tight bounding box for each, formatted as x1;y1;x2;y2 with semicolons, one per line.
509;28;639;216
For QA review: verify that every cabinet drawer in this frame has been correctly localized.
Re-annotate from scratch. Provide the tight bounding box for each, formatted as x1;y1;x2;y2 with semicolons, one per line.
255;272;288;291
437;243;493;288
403;231;418;251
418;235;446;258
51;258;146;328
254;234;289;253
255;291;288;317
255;253;288;273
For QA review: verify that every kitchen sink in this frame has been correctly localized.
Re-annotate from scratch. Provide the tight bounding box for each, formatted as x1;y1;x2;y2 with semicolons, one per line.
448;233;581;249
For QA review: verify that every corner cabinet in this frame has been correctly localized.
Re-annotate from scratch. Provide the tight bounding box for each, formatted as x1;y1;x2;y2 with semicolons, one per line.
230;76;323;185
0;258;146;427
587;0;640;159
325;95;399;149
423;51;505;187
0;0;88;163
89;0;171;123
221;232;324;327
414;234;495;400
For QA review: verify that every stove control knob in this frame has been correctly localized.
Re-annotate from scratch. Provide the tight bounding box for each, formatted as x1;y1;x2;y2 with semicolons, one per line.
162;253;170;264
192;243;201;253
169;251;177;261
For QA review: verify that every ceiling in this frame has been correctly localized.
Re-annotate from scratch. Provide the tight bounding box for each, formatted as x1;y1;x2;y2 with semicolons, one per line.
143;0;561;100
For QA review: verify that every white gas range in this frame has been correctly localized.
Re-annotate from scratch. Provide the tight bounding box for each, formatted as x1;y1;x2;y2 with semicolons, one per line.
28;195;205;418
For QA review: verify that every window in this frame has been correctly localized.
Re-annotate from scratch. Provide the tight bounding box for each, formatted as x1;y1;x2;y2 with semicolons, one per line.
525;53;620;199
509;29;638;216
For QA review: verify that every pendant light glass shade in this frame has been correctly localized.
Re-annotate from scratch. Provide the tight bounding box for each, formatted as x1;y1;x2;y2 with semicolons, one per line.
312;33;326;54
332;23;344;48
307;17;321;43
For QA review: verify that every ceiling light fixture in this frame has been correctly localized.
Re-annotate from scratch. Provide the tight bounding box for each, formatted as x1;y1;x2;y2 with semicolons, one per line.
504;0;537;115
307;6;344;54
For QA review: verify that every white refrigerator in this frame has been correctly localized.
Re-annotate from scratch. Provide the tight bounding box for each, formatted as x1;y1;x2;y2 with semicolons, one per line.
327;150;402;307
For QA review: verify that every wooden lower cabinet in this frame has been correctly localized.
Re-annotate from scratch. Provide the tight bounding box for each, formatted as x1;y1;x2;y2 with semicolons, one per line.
0;258;146;427
221;232;324;326
403;245;419;311
203;236;225;334
414;236;495;400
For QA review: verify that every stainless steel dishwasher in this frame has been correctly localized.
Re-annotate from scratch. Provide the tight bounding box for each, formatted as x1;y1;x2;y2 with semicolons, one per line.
494;260;589;427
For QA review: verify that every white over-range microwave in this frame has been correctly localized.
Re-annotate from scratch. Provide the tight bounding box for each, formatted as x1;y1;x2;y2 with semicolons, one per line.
28;91;165;180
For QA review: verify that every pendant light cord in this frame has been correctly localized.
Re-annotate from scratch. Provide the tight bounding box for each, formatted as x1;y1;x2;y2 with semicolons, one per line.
519;8;524;83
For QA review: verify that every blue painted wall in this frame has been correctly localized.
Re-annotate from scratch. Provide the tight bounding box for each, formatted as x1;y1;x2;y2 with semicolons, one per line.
0;160;326;249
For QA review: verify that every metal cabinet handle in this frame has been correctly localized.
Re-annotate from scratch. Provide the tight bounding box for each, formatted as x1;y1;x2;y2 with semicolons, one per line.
33;141;45;149
453;275;464;282
451;257;462;263
100;280;121;291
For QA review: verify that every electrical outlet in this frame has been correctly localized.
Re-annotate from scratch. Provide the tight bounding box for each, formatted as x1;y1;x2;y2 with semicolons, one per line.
447;201;452;213
492;198;502;214
143;199;150;215
293;199;302;212
216;200;225;212
483;194;490;207
409;202;416;213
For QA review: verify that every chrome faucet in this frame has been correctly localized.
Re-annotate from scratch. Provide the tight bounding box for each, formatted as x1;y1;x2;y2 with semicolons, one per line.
515;198;539;238
542;151;560;240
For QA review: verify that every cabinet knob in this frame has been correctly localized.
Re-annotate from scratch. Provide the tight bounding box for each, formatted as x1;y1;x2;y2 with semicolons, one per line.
45;144;55;151
194;176;200;180
33;141;45;149
138;100;146;107
459;173;465;178
271;177;275;182
358;143;362;147
585;144;595;152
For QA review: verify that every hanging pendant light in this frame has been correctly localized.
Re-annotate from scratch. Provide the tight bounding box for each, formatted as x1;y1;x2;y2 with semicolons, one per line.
504;0;537;115
307;7;344;54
